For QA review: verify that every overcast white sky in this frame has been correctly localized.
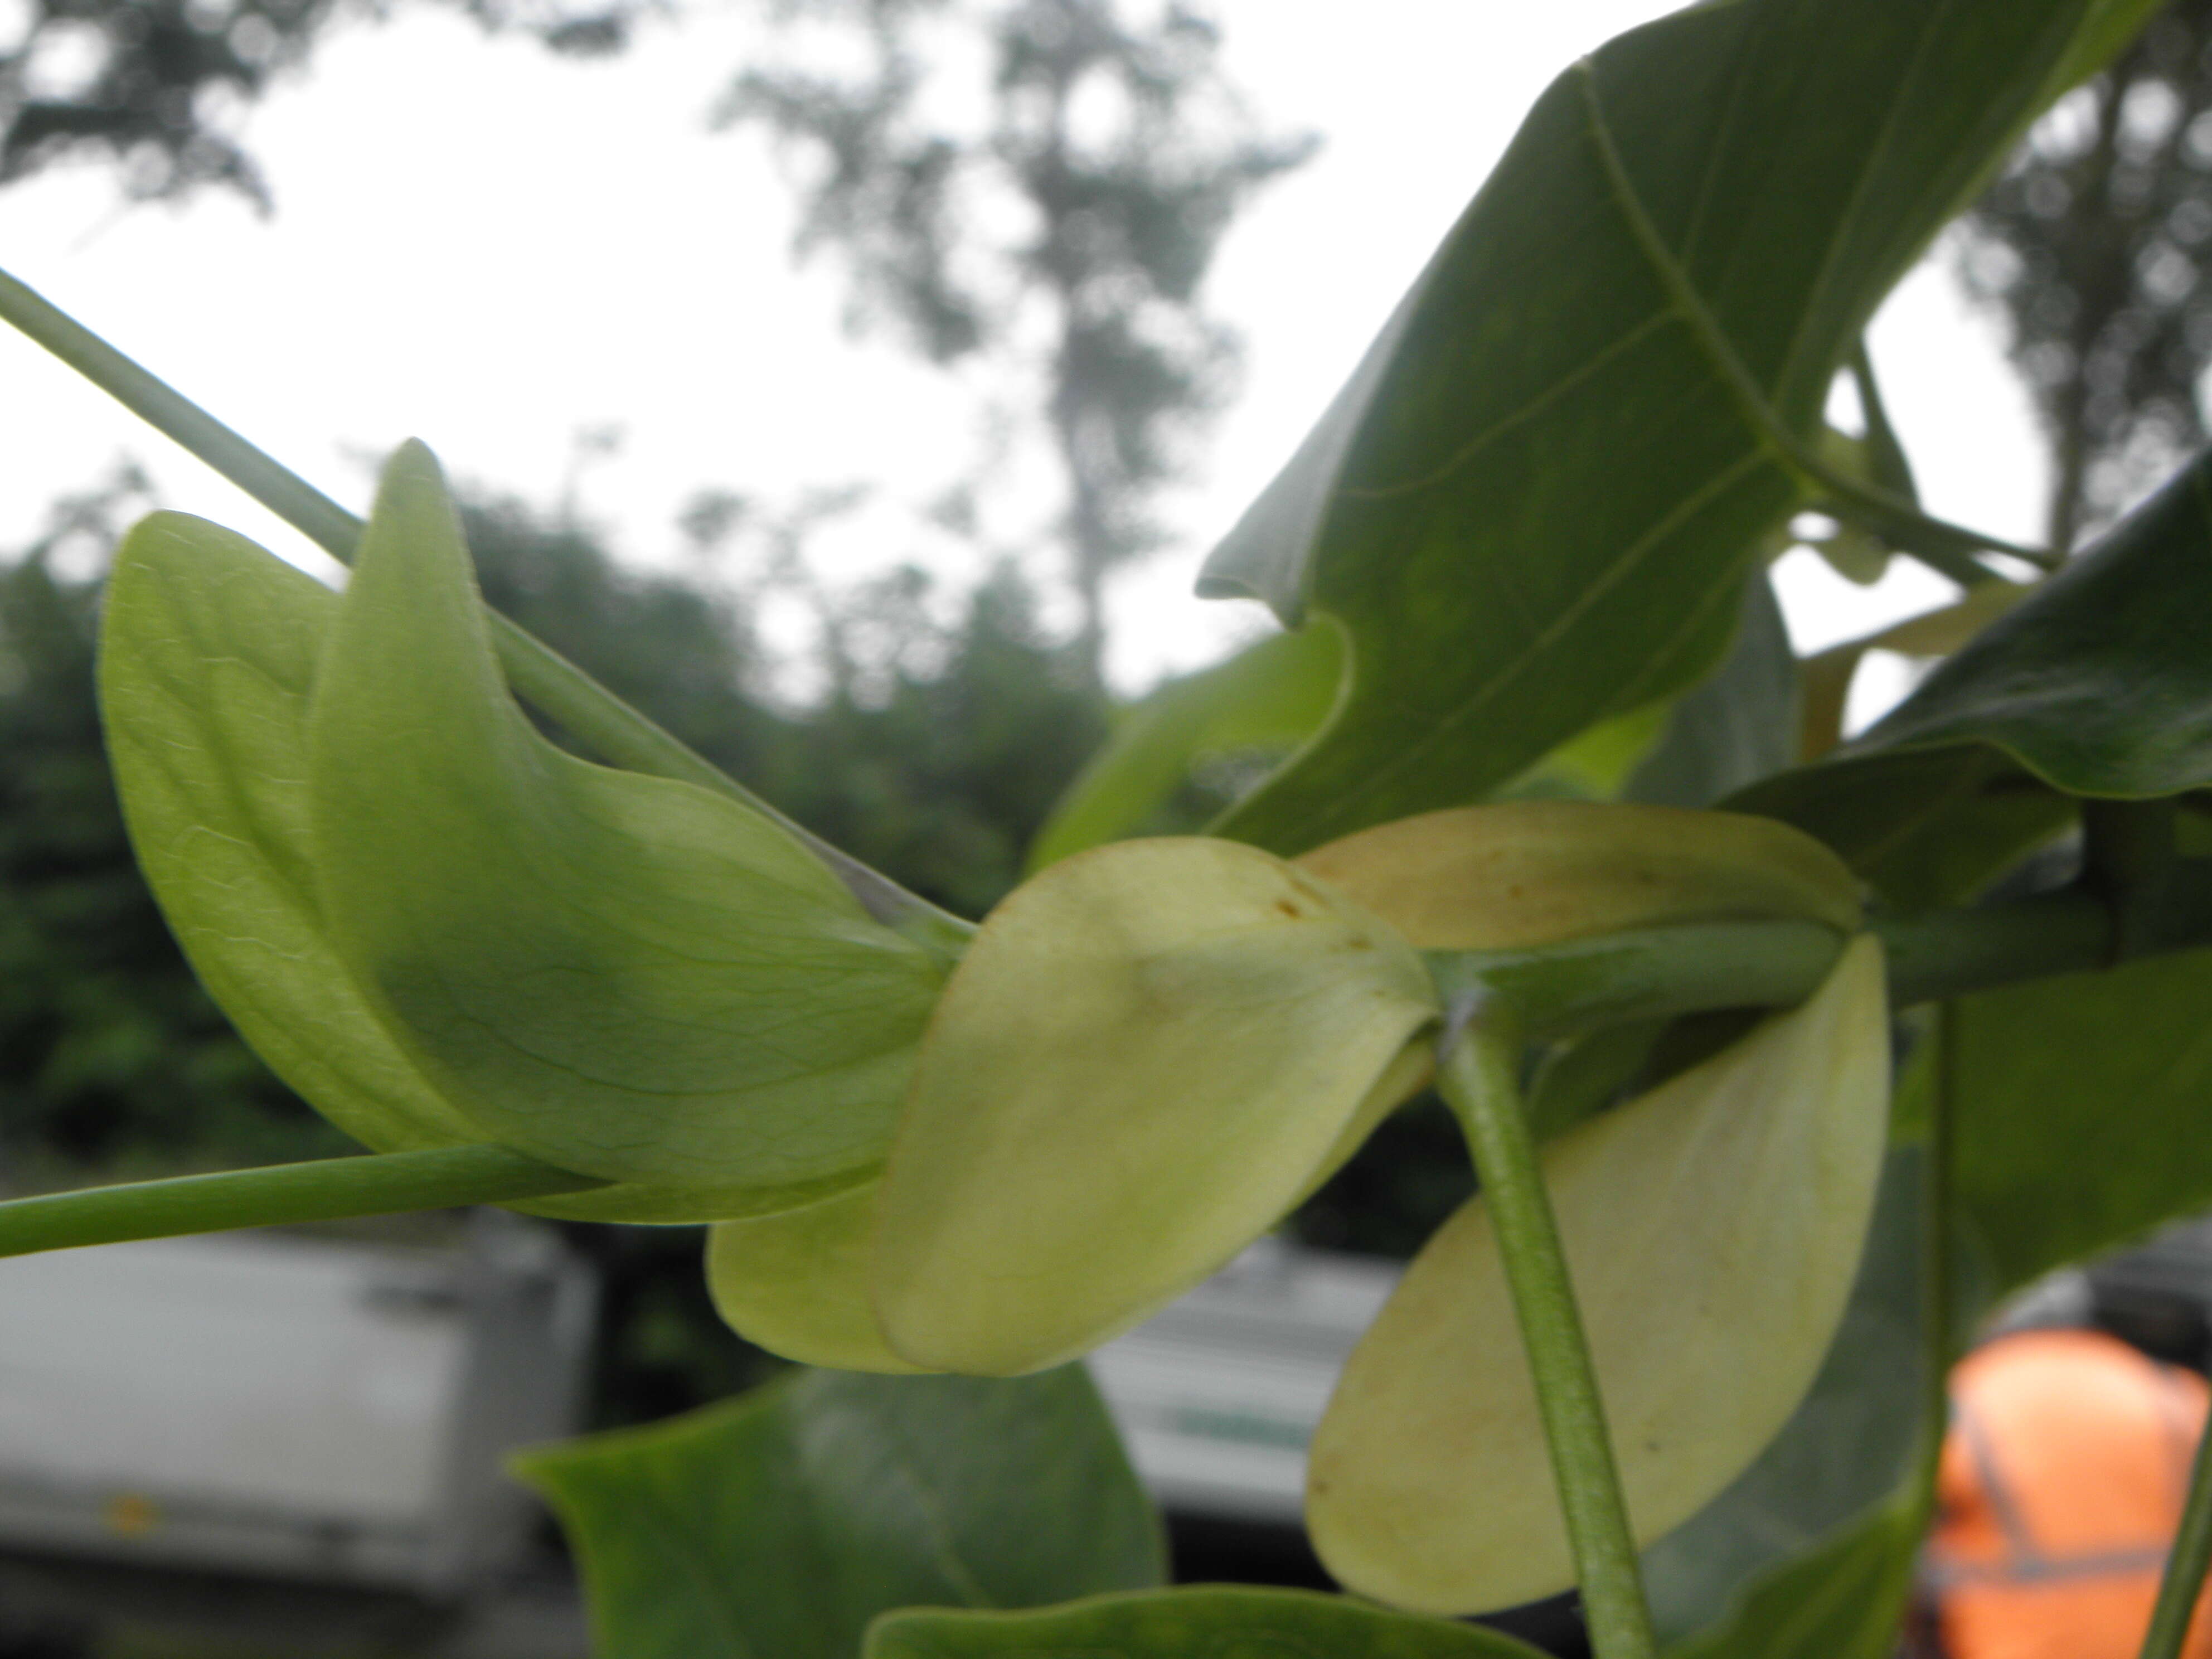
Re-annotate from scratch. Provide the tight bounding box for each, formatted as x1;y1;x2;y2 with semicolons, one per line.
0;0;2050;714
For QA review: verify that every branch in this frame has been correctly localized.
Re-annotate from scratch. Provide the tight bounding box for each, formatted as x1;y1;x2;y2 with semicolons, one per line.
0;1146;607;1260
0;265;972;956
1428;865;2212;1041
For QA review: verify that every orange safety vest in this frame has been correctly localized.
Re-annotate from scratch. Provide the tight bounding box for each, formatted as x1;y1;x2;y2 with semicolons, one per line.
1928;1327;2212;1659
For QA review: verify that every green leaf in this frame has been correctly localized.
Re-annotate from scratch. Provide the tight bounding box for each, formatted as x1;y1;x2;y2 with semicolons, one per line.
1730;748;2073;914
1735;448;2212;901
100;512;481;1157
514;1367;1165;1659
865;1587;1547;1658
1624;573;1798;809
305;443;946;1192
1951;948;2212;1295
1854;450;2212;798
1027;622;1342;870
1203;0;2151;854
96;505;876;1223
1663;1496;1926;1659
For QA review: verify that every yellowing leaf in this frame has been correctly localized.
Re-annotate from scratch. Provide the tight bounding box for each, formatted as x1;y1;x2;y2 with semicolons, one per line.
1305;935;1889;1616
305;444;946;1194
870;837;1437;1376
1296;802;1861;949
707;1181;924;1374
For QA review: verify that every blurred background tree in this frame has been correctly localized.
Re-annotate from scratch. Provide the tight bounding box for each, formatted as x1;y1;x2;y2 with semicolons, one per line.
0;0;638;205
1960;0;2212;551
721;0;1313;682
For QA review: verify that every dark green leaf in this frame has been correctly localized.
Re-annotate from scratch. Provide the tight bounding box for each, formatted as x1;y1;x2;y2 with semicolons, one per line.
1858;450;2212;797
514;1367;1165;1659
1027;623;1341;870
306;444;945;1194
1951;948;2212;1294
1730;748;2073;913
1624;573;1798;809
1739;450;2212;898
1663;1496;1926;1659
1203;0;2151;853
865;1587;1545;1659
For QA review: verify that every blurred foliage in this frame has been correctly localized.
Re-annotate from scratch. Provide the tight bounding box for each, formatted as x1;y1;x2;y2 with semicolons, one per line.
1962;0;2212;550
722;0;1313;677
0;0;640;206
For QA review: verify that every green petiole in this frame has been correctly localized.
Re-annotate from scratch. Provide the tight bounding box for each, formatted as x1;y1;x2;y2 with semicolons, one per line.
1434;997;1658;1659
0;1146;608;1260
1434;864;2212;1041
2140;1390;2212;1659
0;265;972;959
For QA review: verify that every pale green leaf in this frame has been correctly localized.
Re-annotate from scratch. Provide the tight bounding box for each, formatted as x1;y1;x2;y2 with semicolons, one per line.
98;505;884;1222
1028;622;1343;870
305;443;945;1192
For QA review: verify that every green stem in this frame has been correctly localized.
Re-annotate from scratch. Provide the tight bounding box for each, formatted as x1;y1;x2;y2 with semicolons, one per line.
1849;338;1918;508
1435;1001;1659;1659
0;264;971;955
0;1146;608;1259
2141;1404;2212;1659
1917;1001;1958;1492
1428;865;2212;1041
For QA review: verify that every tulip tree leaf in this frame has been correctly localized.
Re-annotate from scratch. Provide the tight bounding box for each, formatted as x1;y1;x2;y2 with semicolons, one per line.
1624;573;1798;811
1730;748;2073;914
872;837;1437;1376
1950;948;2212;1296
1027;622;1344;871
1856;449;2212;798
306;443;945;1191
1204;0;2150;854
865;1588;1548;1659
1307;940;1889;1616
96;506;871;1224
515;1367;1165;1659
1663;1495;1928;1659
1734;450;2212;901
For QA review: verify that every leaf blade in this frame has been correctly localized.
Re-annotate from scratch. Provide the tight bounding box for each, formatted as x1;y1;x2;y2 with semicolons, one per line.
515;1367;1165;1659
1205;0;2145;853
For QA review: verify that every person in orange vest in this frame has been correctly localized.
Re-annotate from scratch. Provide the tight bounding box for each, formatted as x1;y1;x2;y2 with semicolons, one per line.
1924;1326;2212;1659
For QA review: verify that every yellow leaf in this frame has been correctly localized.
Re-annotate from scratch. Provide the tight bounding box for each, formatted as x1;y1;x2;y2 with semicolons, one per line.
1304;935;1889;1616
706;1182;926;1375
1296;802;1860;948
870;838;1437;1376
